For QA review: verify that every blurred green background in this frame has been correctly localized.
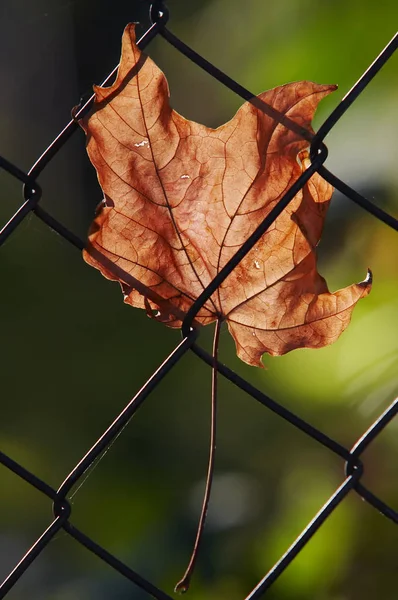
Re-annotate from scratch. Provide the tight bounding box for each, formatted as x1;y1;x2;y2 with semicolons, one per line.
1;1;397;599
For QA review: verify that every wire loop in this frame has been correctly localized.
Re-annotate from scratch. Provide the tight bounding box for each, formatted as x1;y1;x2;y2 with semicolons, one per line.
150;2;169;25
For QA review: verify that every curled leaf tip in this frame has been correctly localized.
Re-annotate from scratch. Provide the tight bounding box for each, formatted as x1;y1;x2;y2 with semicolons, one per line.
363;268;373;286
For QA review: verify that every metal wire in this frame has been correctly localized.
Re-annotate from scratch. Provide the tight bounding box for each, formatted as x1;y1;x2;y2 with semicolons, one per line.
0;2;397;598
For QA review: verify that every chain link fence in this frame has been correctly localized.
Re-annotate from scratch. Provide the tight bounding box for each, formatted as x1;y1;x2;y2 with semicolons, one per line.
1;2;397;598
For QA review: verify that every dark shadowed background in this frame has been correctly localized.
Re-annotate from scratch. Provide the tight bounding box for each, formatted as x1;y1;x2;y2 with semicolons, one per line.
1;1;397;599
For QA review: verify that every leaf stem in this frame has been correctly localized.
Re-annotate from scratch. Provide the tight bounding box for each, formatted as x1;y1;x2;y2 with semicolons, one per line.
175;318;222;594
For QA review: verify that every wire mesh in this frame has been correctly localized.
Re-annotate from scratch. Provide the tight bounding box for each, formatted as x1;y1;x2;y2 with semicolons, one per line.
1;2;397;599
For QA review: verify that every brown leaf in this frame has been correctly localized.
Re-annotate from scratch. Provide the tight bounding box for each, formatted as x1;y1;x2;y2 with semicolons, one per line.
80;24;371;367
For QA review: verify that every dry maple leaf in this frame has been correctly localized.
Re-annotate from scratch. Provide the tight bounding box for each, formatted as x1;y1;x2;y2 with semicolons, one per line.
80;23;371;367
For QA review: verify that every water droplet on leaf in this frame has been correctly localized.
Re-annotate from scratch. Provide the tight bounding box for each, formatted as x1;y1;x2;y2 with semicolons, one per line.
134;139;149;148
